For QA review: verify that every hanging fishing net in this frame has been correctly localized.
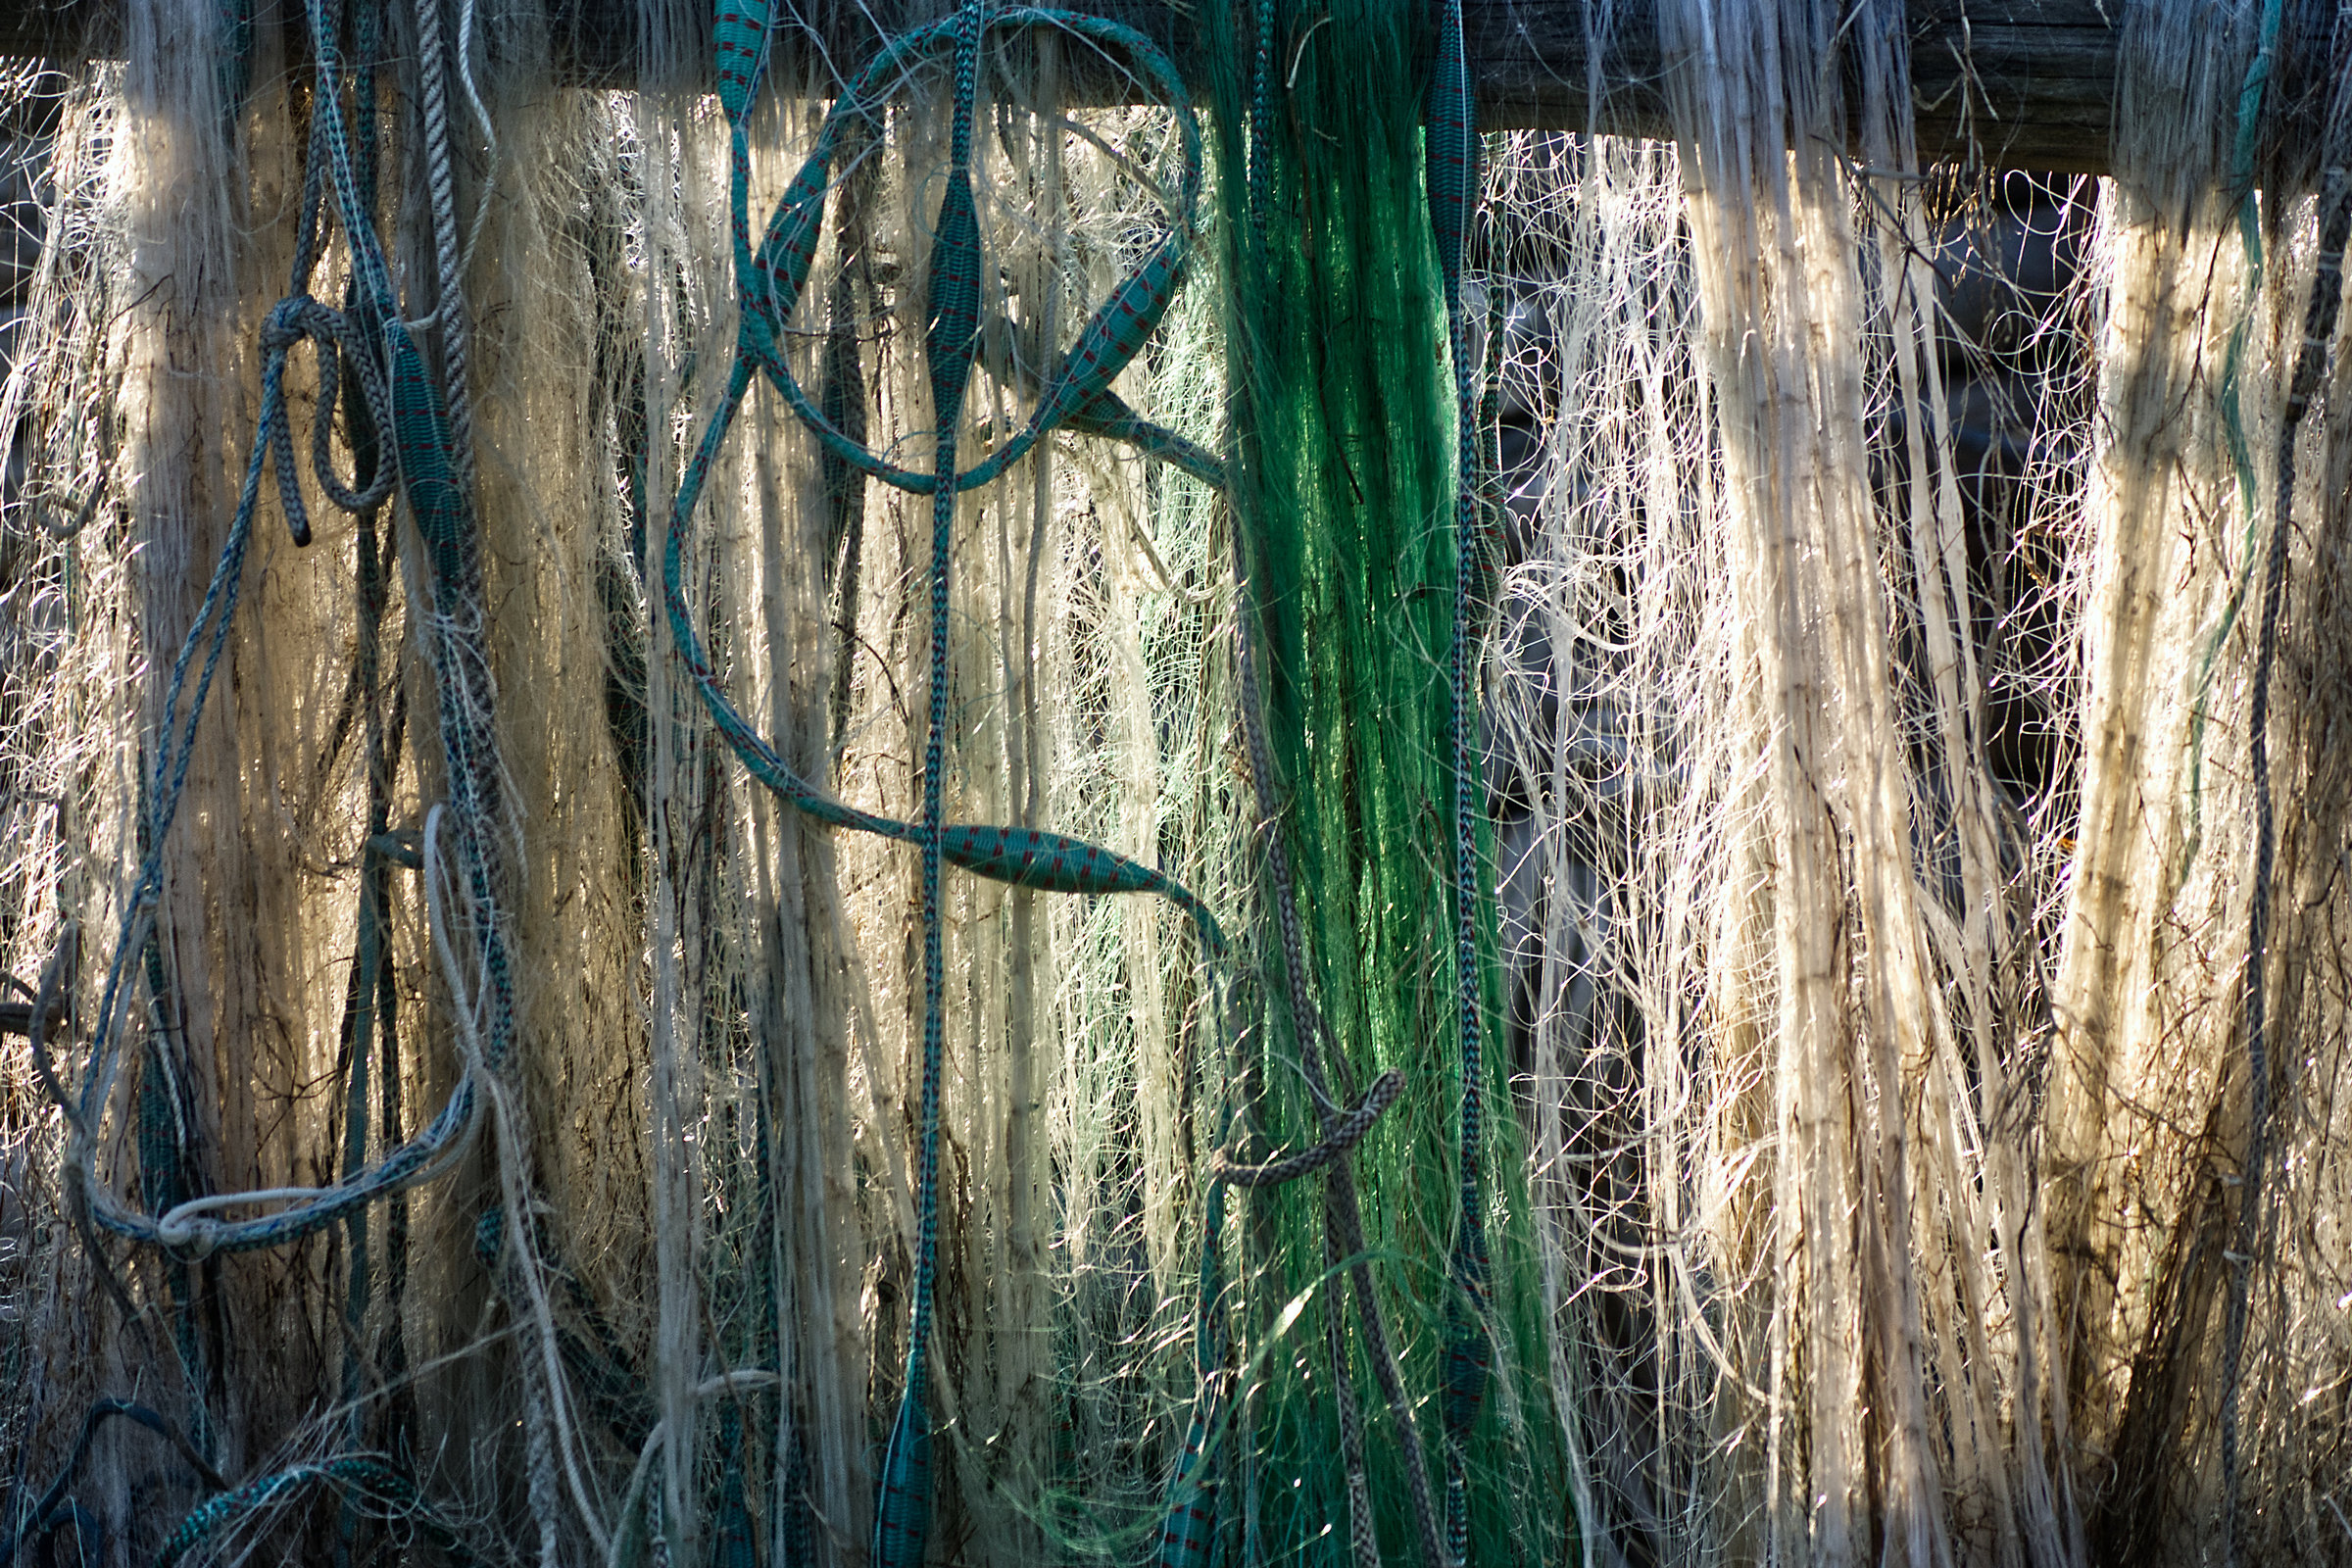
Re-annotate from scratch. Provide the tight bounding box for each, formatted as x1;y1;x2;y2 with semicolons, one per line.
0;0;2349;1563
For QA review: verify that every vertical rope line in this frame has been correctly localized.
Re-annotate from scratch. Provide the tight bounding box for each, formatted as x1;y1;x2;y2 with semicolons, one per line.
1426;0;1489;1557
2220;68;2351;1566
2182;0;2284;876
1230;12;1386;1553
413;0;474;490
1225;13;1446;1554
330;448;386;1559
875;5;988;1560
335;0;392;1496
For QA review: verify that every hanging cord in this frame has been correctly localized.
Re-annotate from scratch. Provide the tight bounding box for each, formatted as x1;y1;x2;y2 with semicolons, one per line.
49;0;507;1275
1212;1068;1404;1188
423;808;612;1562
601;1371;780;1568
1226;511;1444;1568
1426;0;1493;1556
1156;968;1250;1568
2182;0;2285;877
676;3;1219;936
1154;1156;1231;1568
0;1399;225;1567
869;0;991;1552
2220;24;2352;1564
157;1455;477;1566
412;0;475;491
334;9;403;1558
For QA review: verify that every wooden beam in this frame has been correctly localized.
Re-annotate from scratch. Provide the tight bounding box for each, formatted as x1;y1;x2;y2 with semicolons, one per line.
0;0;2331;176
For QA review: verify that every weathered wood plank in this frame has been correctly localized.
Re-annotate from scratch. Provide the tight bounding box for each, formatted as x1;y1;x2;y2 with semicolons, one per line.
0;0;2330;176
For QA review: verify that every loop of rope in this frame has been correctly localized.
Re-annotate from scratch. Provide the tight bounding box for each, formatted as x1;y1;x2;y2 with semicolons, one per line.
671;9;1225;945
157;1455;475;1567
1213;5;1447;1558
58;0;509;1262
693;9;1219;1560
259;294;400;539
0;1398;224;1566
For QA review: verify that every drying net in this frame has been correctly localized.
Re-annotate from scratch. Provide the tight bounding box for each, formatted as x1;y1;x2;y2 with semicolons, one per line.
0;0;2349;1563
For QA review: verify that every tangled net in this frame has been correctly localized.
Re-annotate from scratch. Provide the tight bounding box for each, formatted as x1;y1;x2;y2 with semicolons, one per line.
0;0;2349;1564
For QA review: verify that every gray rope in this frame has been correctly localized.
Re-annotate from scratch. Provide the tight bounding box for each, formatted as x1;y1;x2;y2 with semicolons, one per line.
413;0;475;492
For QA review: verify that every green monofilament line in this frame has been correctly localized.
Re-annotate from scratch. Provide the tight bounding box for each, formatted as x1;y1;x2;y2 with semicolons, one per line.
1207;0;1561;1558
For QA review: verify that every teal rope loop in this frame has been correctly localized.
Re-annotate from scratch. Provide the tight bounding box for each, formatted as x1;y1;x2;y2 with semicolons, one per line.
157;1455;472;1567
0;1399;224;1566
1211;1069;1405;1189
667;6;1222;952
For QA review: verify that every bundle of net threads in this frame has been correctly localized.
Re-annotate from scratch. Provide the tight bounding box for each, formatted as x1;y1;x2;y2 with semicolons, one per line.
1204;0;1562;1561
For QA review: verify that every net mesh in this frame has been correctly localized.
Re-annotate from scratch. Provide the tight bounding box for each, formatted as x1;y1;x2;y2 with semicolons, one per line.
0;0;2348;1565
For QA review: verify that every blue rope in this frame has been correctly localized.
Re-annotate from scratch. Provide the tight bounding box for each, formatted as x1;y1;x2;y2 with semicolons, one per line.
0;1399;223;1566
2220;78;2351;1568
158;1455;472;1566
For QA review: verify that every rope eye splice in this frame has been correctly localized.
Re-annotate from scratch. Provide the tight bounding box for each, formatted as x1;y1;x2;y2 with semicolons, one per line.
690;1;1225;1563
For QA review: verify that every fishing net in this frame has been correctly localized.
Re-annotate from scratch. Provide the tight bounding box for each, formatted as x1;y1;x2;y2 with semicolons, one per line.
0;0;2348;1564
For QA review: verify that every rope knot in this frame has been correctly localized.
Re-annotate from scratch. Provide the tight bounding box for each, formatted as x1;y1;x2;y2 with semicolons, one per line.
157;1213;221;1261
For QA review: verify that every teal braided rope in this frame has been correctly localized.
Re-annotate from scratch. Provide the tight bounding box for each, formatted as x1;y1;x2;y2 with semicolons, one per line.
1;1397;224;1566
726;14;1201;504
1248;0;1273;262
1153;970;1258;1568
873;0;989;1551
1426;0;1490;1557
158;1456;471;1567
975;317;1225;486
1157;1120;1232;1568
1211;1068;1404;1188
2181;0;2284;878
693;8;1229;1556
335;3;394;1508
659;363;1225;948
675;7;1224;948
